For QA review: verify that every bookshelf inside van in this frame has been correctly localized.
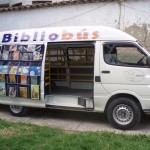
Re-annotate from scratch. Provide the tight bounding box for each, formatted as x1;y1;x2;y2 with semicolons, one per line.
45;42;94;98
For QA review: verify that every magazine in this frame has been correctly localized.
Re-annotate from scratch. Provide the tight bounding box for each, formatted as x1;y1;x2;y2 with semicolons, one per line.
19;87;27;98
9;74;16;83
8;85;17;97
2;50;9;60
0;74;5;82
21;75;27;84
0;83;6;96
13;51;20;60
31;85;39;100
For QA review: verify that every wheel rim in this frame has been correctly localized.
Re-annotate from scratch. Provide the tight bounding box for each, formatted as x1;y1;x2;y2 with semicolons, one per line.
10;105;23;114
113;104;134;125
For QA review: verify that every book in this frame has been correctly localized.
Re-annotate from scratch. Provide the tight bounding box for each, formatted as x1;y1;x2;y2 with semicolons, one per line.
21;53;29;60
9;65;18;74
8;52;13;60
31;85;39;100
18;45;27;52
27;45;36;52
2;65;9;74
9;45;17;51
17;64;29;76
9;74;16;83
8;85;17;97
29;66;41;76
13;51;20;60
33;51;40;60
30;76;37;85
0;83;6;96
0;65;3;74
22;66;30;76
21;75;27;84
0;74;5;82
2;50;9;60
19;87;27;98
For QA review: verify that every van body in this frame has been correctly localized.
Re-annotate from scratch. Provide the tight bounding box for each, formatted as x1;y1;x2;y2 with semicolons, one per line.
0;26;150;130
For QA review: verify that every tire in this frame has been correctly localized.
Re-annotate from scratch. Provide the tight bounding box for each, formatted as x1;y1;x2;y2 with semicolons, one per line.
9;105;29;117
107;97;141;130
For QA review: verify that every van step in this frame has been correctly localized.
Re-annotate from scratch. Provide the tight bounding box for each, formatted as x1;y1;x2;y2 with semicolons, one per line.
45;104;93;111
45;95;93;109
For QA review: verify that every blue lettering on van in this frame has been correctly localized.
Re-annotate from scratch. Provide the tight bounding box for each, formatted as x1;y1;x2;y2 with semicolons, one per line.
21;32;30;42
2;34;12;42
33;32;38;41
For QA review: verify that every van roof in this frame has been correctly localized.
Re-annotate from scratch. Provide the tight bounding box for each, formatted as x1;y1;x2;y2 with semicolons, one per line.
0;26;137;43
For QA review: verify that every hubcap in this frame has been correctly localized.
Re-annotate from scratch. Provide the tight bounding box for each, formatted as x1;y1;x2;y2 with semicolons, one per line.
113;104;134;125
10;105;23;114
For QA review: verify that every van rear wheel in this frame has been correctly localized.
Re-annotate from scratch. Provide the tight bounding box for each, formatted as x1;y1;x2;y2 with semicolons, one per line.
107;98;141;130
9;105;29;117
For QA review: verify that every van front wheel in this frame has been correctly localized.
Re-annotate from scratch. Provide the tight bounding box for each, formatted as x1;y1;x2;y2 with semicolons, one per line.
9;105;29;117
107;98;141;130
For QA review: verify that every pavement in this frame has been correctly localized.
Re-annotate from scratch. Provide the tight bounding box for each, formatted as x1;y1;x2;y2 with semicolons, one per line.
0;105;150;135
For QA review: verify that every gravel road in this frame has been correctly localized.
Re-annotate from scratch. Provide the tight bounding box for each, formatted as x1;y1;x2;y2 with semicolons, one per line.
0;105;150;135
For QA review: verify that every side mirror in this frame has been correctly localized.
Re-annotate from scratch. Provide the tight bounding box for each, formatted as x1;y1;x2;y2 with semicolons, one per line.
147;56;150;66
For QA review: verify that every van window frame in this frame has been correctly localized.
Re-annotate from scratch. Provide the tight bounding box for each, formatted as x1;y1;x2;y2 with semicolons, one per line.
103;42;149;68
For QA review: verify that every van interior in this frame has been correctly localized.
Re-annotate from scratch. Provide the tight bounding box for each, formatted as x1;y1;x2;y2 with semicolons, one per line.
44;42;95;99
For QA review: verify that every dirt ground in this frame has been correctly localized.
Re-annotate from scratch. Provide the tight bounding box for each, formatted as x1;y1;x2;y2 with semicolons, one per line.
0;105;150;135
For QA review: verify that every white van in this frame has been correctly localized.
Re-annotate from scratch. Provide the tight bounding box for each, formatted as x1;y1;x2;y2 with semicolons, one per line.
0;26;150;130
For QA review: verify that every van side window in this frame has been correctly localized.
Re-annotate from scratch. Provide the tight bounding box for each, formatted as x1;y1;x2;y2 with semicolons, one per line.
103;43;147;67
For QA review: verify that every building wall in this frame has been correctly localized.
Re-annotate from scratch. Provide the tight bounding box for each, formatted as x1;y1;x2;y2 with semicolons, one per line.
0;0;150;50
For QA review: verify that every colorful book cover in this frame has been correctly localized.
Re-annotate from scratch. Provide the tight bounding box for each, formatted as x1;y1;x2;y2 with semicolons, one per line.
9;45;17;51
0;65;3;74
0;74;5;82
21;53;30;60
8;85;17;97
29;66;41;76
19;87;27;98
21;75;27;84
0;83;6;96
9;65;18;74
2;50;9;60
2;65;9;74
22;66;30;76
13;51;20;60
18;45;27;52
27;45;36;52
30;76;37;85
33;51;40;60
8;52;13;60
31;85;39;100
9;74;16;83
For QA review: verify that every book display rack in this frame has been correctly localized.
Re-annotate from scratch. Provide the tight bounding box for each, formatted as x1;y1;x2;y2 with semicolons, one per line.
0;44;44;100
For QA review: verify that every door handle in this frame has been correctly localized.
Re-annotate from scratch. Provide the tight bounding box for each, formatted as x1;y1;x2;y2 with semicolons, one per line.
101;70;110;74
